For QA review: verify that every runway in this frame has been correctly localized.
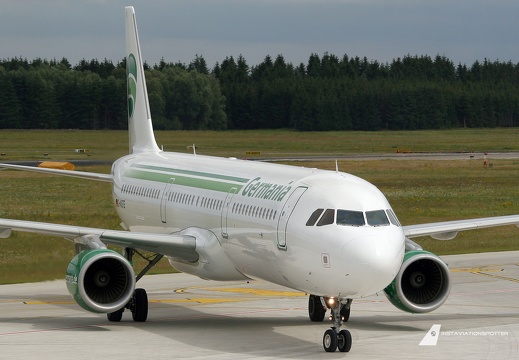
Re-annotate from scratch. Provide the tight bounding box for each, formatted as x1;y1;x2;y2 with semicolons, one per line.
258;151;519;162
1;251;519;359
4;151;519;168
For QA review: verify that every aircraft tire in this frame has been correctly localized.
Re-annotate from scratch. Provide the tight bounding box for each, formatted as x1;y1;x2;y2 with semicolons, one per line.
323;329;338;352
337;329;352;352
308;295;326;322
341;306;351;322
107;307;124;322
131;288;148;322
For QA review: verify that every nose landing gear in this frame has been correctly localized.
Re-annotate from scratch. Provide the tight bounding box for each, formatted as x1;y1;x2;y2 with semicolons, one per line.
322;297;352;353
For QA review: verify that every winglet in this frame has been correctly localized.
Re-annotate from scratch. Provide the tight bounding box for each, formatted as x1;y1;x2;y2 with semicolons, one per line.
125;6;160;154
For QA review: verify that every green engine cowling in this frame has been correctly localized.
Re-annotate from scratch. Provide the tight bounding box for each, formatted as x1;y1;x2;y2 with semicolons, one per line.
384;250;451;313
66;249;136;313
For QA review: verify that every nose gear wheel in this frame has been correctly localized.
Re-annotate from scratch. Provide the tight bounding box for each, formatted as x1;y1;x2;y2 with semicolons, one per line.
322;297;352;353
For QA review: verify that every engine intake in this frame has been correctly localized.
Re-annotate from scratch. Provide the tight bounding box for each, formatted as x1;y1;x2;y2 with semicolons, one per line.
384;250;451;313
66;249;136;313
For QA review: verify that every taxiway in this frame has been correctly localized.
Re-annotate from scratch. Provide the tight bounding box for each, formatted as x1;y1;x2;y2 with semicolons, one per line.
1;251;519;359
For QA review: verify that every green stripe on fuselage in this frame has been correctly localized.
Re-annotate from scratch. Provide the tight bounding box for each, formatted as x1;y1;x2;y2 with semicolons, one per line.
132;164;249;183
125;169;245;193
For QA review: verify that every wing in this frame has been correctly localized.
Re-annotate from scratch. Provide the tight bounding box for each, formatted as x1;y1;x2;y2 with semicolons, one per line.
0;164;199;262
0;218;198;262
0;163;113;182
403;215;519;240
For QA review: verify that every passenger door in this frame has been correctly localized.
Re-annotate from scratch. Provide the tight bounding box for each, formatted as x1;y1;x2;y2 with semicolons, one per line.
276;186;307;249
221;187;237;239
160;178;175;223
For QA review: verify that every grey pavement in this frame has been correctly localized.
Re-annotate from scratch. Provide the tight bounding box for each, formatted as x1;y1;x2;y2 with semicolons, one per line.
1;251;519;359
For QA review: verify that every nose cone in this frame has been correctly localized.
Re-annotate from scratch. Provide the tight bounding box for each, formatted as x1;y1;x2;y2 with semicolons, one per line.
340;232;404;296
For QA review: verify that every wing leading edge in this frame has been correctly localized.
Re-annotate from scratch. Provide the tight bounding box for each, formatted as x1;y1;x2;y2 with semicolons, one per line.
403;215;519;240
0;218;198;262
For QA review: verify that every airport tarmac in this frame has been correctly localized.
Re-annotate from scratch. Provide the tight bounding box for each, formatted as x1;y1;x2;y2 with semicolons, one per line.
1;251;519;359
259;151;519;162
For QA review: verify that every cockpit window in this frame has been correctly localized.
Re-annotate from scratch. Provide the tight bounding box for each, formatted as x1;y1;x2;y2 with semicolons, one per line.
386;209;401;227
307;208;400;228
366;210;390;226
316;209;335;226
337;210;365;226
306;209;324;226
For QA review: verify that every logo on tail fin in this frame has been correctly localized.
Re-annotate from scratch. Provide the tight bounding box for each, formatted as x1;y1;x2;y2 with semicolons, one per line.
127;54;137;118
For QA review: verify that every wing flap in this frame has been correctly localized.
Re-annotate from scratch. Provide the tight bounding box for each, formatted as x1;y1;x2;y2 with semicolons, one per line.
0;218;198;262
403;215;519;239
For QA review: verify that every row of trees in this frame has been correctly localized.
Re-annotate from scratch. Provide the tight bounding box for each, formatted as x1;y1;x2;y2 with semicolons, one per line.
213;54;519;130
0;57;226;130
0;54;518;130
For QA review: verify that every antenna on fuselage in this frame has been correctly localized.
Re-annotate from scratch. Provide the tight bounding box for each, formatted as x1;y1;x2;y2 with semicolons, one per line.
335;159;339;173
187;144;197;156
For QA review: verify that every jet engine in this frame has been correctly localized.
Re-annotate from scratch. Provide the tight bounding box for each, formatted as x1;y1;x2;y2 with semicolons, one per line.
384;250;451;313
66;249;136;313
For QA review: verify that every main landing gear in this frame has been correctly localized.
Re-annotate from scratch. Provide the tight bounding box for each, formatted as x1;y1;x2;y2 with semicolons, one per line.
107;287;148;322
308;295;352;352
107;248;163;323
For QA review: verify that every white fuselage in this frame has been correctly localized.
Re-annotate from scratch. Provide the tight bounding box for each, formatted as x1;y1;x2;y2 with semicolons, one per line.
111;151;405;299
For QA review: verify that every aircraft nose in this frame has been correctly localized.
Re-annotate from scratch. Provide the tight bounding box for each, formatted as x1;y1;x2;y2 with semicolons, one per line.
340;234;404;296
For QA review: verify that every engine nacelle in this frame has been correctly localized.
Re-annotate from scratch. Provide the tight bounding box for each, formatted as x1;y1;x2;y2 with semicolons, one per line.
384;250;451;313
66;249;136;313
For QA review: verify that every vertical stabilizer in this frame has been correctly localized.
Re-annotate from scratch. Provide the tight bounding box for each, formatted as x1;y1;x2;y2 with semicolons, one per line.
125;6;160;154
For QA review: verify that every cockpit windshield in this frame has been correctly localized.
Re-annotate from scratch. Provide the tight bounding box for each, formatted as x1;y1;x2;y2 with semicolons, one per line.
366;210;390;226
306;208;400;227
337;210;365;226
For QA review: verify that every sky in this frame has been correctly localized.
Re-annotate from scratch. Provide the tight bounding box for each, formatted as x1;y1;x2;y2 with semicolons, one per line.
0;0;518;68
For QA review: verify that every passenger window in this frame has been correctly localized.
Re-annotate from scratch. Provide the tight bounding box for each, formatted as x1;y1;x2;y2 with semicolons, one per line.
337;210;365;226
306;209;324;226
317;209;335;226
366;210;390;226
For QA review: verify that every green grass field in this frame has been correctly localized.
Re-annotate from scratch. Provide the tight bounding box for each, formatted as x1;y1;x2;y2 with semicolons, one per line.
0;128;518;284
1;128;518;160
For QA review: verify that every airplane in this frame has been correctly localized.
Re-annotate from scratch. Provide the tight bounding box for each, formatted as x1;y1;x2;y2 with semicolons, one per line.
1;6;519;353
